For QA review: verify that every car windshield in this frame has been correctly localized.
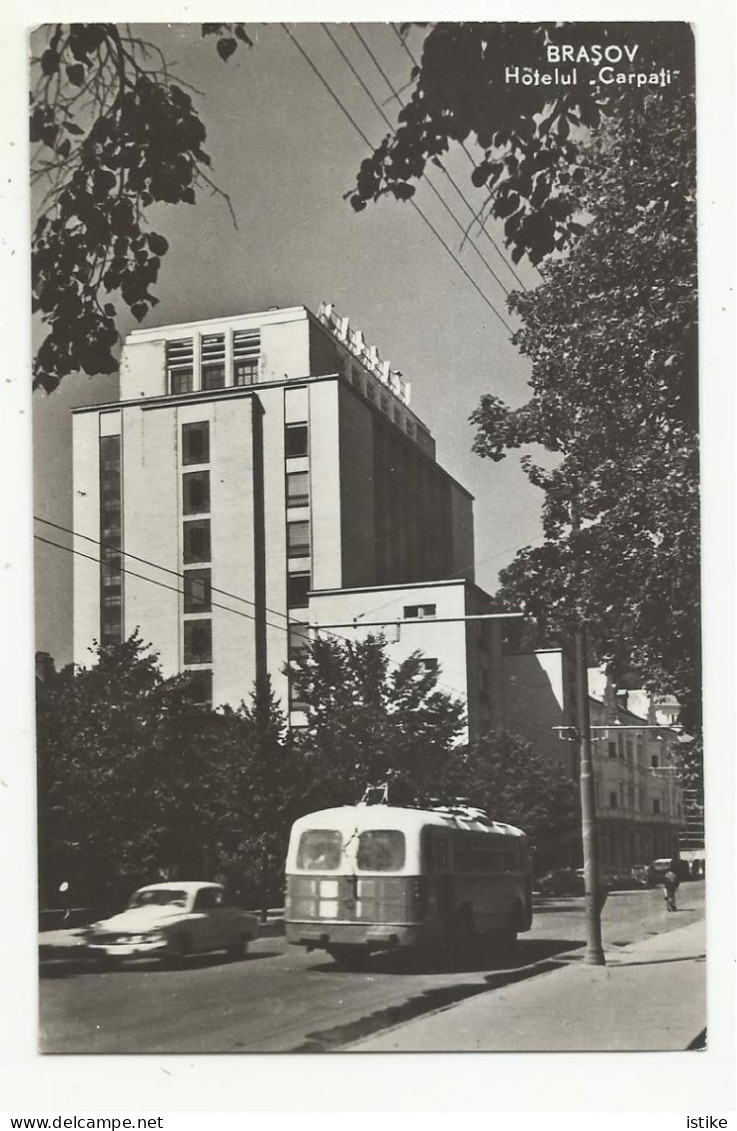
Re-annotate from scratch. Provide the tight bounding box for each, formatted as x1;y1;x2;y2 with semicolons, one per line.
128;889;188;909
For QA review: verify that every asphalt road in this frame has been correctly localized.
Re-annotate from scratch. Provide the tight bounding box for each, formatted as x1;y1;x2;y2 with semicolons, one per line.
39;883;706;1054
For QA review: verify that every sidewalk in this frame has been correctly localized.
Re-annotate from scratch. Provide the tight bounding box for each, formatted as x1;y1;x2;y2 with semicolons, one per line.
347;918;706;1053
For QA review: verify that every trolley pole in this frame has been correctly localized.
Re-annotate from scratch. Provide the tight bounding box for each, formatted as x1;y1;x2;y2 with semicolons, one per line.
574;623;606;966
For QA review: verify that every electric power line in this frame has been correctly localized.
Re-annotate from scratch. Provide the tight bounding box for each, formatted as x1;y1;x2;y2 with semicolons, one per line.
351;22;527;296
389;22;541;288
280;23;514;337
323;23;515;303
35;524;473;706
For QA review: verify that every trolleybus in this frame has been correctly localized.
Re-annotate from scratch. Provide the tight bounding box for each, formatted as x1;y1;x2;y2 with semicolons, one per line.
284;799;533;966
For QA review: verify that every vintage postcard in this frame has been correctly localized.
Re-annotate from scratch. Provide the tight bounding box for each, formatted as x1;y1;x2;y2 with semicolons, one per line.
3;0;734;1121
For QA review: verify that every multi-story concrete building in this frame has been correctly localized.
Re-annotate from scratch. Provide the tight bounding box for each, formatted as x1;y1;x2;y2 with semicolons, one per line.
72;302;499;734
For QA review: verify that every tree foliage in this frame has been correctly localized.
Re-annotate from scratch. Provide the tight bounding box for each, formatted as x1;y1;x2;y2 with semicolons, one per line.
476;89;699;732
288;633;467;808
35;633;299;908
447;730;580;864
350;22;694;265
31;23;251;392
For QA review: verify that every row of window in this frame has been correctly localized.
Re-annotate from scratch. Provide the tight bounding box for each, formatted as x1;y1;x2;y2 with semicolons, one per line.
607;791;662;814
605;736;662;769
166;331;261;395
99;435;123;646
181;420;213;705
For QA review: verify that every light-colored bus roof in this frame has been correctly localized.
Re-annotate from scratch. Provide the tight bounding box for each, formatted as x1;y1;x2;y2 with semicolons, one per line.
290;804;527;839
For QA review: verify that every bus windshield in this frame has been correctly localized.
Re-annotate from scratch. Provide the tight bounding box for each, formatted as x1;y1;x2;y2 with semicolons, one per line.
297;829;343;870
356;830;405;872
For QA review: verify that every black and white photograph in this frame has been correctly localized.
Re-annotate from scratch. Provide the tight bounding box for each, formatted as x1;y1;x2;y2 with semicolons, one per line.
2;0;735;1119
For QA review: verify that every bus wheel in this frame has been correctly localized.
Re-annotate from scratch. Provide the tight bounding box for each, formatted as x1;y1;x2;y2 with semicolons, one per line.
493;908;521;959
328;946;369;970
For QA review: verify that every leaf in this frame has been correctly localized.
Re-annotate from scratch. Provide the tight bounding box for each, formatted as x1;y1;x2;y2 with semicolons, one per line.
66;63;85;87
216;37;237;62
40;49;59;76
148;232;169;256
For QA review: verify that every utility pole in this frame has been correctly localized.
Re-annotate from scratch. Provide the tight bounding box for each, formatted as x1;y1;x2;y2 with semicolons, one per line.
574;622;606;966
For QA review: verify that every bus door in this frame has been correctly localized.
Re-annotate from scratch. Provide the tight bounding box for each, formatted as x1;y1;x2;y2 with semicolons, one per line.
423;827;454;942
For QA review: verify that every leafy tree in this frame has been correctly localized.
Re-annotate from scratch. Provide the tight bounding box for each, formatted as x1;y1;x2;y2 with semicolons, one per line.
350;22;694;266
35;632;295;909
475;89;699;733
287;633;467;808
31;23;251;392
215;678;306;915
445;729;581;867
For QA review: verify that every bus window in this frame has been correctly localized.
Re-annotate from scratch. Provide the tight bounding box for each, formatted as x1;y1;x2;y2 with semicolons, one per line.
356;830;405;872
297;830;342;870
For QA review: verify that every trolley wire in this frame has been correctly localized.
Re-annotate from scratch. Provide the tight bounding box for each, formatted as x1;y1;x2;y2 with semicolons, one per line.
280;23;515;336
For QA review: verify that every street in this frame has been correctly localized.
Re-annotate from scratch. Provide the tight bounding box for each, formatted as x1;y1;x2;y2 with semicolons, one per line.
39;883;705;1054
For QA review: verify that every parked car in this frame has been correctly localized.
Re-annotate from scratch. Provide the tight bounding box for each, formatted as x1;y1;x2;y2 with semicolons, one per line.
85;881;259;967
630;863;656;888
602;870;644;891
535;868;585;897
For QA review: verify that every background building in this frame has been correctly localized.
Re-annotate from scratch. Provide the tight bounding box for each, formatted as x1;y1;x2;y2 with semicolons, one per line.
72;302;498;731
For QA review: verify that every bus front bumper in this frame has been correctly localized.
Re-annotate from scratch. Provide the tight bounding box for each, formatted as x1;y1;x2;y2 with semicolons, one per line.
285;920;426;952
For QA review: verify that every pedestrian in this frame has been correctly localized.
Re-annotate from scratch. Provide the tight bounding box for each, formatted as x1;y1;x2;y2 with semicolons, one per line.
662;856;681;911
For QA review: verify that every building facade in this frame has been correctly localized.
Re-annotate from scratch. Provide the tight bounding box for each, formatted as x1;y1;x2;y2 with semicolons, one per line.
499;648;684;868
72;302;496;730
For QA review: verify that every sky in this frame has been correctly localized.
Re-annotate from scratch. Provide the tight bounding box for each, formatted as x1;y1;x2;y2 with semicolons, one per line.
32;21;546;667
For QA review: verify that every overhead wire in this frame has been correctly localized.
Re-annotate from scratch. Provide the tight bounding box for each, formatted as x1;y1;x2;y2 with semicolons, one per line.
388;22;541;288
322;22;514;302
280;23;515;337
35;520;474;706
351;21;527;295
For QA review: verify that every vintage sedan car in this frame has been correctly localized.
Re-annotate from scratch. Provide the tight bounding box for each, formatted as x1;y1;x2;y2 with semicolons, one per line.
535;868;586;897
85;882;259;967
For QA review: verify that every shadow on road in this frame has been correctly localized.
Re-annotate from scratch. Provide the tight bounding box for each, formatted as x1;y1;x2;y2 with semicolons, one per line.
39;948;281;979
294;945;582;1052
310;935;583;978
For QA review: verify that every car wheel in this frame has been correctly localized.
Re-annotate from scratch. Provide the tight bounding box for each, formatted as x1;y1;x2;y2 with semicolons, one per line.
163;934;190;968
227;935;250;962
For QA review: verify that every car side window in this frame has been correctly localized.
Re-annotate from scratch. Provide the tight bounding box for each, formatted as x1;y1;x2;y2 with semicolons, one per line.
194;889;218;911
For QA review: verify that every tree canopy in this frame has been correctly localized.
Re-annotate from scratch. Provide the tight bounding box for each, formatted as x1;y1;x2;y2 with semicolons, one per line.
288;633;467;809
36;634;302;909
350;22;694;265
31;23;250;392
478;88;700;732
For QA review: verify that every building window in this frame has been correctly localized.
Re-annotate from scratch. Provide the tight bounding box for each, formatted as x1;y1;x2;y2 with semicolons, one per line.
404;604;436;619
478;666;489;700
609;792;618;809
286;470;309;508
406;419;415;439
99;434;122;646
183;471;210;515
418;658;438;675
651;754;659;769
652;798;661;815
285;423;308;458
183;569;211;614
182;421;210;466
183;519;211;564
287;520;310;558
626;739;633;763
184;619;212;665
288;622;310;660
201;334;226;389
287;572;311;608
166;338;194;394
608;741;617;758
184;669;212;709
232;329;260;385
